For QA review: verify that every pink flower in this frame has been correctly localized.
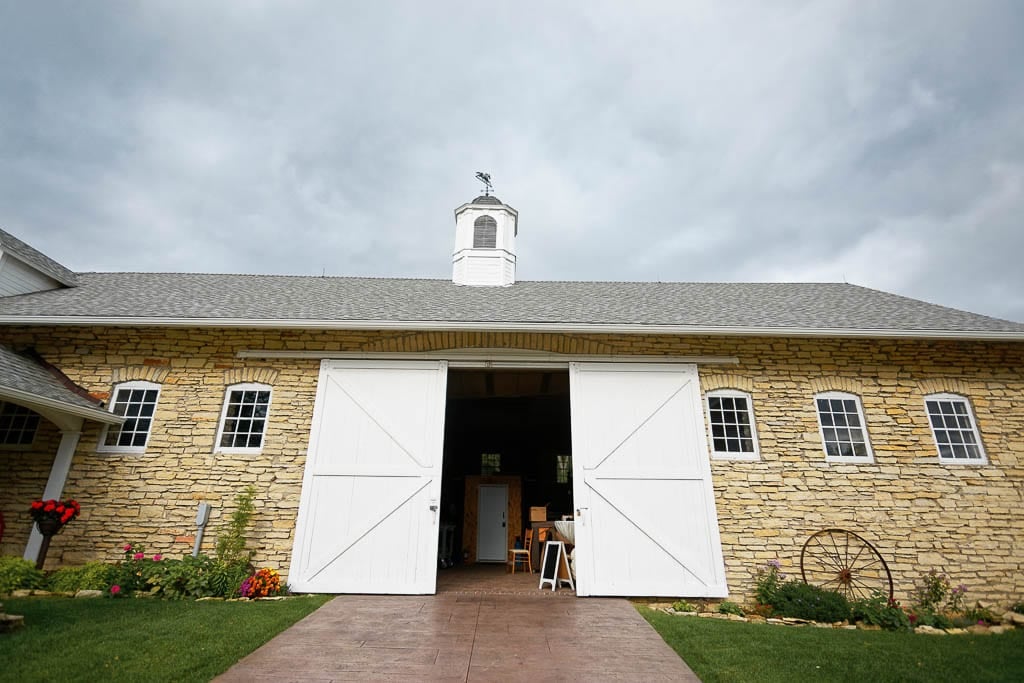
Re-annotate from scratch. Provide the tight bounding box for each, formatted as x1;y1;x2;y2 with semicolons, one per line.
110;585;121;595
133;552;145;560
123;544;132;551
153;554;163;562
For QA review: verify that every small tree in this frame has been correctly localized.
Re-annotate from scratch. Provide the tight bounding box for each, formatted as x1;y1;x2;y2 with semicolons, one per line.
215;485;257;567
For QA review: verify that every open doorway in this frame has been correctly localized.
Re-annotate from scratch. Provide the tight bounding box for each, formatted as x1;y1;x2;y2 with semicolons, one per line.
437;369;572;591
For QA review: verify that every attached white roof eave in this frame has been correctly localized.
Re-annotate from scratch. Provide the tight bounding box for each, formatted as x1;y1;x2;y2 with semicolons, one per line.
0;386;123;425
2;315;1024;341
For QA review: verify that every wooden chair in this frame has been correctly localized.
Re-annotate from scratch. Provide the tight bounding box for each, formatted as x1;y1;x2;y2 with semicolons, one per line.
508;527;533;573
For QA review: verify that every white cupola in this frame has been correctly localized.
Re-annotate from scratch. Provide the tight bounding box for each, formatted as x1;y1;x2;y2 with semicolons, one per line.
451;193;518;286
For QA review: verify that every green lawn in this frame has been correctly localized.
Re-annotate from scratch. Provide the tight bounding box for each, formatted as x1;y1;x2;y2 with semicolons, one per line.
0;595;332;682
639;607;1024;683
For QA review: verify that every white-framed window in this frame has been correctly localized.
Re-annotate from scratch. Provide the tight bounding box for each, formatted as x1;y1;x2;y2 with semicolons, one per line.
99;381;161;453
814;391;874;462
0;402;40;446
473;215;497;248
705;389;760;460
924;393;987;464
214;383;272;453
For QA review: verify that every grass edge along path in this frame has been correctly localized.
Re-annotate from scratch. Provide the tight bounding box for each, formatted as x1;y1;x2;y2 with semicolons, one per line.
0;595;332;683
638;606;1024;683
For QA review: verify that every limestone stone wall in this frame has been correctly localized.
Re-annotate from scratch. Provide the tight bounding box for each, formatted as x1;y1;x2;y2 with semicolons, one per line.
0;326;1020;606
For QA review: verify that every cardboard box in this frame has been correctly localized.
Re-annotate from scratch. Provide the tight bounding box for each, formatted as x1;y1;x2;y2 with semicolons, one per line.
529;506;548;522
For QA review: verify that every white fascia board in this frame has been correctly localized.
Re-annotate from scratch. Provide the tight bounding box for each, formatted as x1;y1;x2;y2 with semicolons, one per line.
236;348;740;365
2;316;1024;341
0;386;123;425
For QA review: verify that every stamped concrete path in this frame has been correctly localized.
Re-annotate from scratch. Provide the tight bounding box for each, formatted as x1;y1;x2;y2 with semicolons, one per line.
215;592;700;682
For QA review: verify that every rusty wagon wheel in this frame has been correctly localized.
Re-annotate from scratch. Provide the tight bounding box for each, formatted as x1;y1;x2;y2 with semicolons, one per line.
800;528;893;602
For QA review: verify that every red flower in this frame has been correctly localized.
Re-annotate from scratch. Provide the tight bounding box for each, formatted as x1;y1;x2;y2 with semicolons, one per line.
31;501;43;510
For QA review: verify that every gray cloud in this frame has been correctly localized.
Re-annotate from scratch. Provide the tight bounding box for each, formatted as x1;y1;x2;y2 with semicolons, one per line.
1;1;1022;320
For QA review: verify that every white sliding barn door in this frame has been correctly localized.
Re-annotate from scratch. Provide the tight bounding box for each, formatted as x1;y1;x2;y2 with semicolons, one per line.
289;360;448;594
569;363;728;597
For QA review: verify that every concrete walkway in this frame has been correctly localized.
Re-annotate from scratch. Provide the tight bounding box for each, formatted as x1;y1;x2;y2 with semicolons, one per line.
216;593;700;682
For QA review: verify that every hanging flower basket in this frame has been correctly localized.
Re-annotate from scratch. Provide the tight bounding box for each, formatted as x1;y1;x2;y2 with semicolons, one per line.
29;498;81;535
28;498;81;570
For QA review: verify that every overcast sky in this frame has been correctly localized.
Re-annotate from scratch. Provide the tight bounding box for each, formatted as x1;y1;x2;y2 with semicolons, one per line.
1;2;1022;321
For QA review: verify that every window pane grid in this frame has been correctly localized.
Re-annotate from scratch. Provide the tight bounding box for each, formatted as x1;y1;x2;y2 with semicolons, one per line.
816;396;870;459
0;402;40;445
104;387;159;448
708;394;756;455
926;399;982;460
556;454;572;484
219;389;271;449
480;453;501;475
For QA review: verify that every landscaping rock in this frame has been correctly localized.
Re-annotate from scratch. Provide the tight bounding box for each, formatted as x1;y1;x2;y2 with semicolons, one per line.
812;622;833;628
10;590;32;598
726;614;747;622
0;613;25;633
989;625;1008;635
74;590;104;599
782;617;810;625
916;625;947;635
196;597;225;602
767;618;785;625
946;628;968;635
746;615;767;624
841;625;858;630
857;623;882;631
1001;611;1024;626
968;625;991;635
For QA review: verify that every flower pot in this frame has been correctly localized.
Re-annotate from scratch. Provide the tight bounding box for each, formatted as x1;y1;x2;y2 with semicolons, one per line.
35;518;63;537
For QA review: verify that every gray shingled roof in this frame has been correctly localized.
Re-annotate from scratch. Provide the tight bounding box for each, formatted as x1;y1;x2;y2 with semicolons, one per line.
0;272;1021;338
0;345;117;422
0;228;79;287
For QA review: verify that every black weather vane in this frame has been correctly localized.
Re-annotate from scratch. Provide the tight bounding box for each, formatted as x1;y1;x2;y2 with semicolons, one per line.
475;171;493;196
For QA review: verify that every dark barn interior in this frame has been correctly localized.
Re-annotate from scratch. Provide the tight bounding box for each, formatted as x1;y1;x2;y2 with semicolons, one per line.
440;369;572;566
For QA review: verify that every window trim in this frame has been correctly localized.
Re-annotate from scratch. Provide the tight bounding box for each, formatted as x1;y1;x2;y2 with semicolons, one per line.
214;383;273;454
924;392;988;465
813;391;875;463
98;380;162;454
705;389;761;461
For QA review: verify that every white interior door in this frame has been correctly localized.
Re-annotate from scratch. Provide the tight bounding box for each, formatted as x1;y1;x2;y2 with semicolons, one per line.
476;484;508;561
569;362;728;597
289;360;448;594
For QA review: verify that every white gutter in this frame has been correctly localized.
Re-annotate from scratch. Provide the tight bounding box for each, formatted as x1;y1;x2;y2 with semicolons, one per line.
0;386;123;425
2;316;1023;341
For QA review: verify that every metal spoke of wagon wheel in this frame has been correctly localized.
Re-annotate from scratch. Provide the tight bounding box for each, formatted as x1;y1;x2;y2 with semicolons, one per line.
800;528;894;603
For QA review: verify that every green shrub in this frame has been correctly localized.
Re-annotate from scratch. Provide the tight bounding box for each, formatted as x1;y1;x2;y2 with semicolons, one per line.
769;581;850;623
112;551;252;600
850;592;911;631
910;608;953;630
754;560;784;605
672;599;698;612
46;562;117;592
216;485;257;567
0;555;45;594
718;600;745;616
